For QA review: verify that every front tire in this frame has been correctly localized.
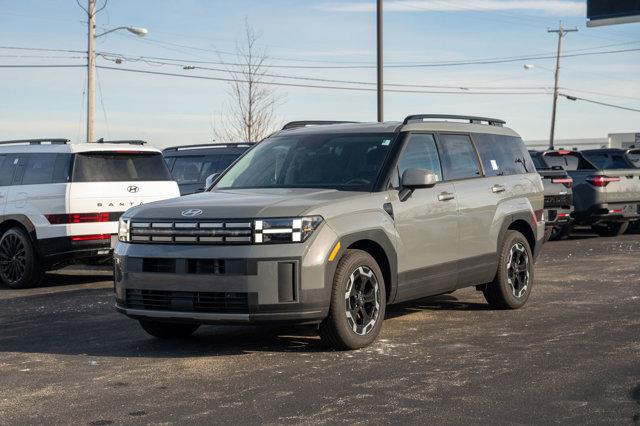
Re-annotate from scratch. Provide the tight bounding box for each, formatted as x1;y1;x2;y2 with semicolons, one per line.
592;221;629;237
319;249;386;350
139;320;200;339
483;230;534;309
0;227;44;289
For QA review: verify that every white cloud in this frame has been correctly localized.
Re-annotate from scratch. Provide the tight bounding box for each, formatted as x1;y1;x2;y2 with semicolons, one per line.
317;0;585;16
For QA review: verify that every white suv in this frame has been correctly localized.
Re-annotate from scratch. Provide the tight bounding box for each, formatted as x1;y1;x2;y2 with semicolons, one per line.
0;139;180;288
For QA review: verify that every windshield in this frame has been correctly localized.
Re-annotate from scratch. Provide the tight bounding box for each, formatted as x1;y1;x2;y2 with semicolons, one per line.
215;133;396;191
72;152;172;182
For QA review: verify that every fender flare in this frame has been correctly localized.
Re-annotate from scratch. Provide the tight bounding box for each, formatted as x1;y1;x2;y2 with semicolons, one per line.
325;229;399;304
497;211;537;252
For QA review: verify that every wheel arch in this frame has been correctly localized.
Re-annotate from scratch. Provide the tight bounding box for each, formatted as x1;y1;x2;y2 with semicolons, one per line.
498;212;537;254
334;230;398;305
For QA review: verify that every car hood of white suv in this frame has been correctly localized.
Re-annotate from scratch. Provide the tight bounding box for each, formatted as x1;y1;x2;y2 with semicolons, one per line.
124;188;365;220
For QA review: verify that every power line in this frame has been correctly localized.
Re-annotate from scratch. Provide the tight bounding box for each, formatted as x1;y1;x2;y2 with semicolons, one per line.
560;93;640;113
0;64;85;68
96;64;551;95
562;87;640;102
97;52;553;90
94;47;640;69
0;45;86;54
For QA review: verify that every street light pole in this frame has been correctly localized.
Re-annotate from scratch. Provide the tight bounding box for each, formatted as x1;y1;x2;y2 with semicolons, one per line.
547;22;577;150
86;0;96;142
376;0;383;122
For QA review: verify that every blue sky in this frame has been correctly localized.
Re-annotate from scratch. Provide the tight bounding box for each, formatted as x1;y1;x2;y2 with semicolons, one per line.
0;0;639;148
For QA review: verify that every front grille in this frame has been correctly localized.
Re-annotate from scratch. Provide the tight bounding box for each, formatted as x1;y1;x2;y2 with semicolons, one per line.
125;289;249;313
544;194;573;208
130;220;253;244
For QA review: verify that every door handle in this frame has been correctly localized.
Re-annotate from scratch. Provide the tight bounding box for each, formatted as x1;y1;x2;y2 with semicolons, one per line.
491;184;506;193
438;192;455;202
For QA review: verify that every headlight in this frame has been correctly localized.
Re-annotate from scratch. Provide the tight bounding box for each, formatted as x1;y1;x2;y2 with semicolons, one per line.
254;216;323;244
118;218;130;242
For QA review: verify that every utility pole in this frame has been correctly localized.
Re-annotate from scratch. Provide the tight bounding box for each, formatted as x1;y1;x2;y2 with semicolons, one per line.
547;22;577;150
376;0;383;122
86;0;96;142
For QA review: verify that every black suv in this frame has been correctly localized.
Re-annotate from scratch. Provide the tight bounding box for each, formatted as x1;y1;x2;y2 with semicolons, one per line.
163;143;254;195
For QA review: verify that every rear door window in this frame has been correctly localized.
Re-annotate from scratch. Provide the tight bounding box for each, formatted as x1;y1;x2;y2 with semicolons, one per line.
0;155;17;186
437;134;481;180
627;151;640;168
72;152;172;182
473;134;533;176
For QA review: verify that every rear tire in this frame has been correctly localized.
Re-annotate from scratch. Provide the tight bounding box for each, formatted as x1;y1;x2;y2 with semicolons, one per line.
319;249;386;350
483;230;533;309
548;223;573;241
592;221;629;237
139;320;200;339
0;227;44;289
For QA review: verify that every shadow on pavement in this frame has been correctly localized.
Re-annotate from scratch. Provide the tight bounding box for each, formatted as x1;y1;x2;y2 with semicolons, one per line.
0;287;491;358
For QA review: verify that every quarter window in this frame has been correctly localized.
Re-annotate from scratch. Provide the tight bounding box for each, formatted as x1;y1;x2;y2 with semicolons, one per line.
437;134;481;180
473;134;533;176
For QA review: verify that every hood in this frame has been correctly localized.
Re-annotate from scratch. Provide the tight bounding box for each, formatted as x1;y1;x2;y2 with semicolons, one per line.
124;188;363;220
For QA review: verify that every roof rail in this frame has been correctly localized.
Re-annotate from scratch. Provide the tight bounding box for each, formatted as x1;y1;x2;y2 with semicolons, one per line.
0;138;69;146
163;143;254;151
403;114;506;126
281;120;357;130
95;138;146;145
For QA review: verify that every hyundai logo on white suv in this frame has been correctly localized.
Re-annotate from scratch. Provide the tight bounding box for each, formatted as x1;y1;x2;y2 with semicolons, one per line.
127;185;139;193
181;209;203;217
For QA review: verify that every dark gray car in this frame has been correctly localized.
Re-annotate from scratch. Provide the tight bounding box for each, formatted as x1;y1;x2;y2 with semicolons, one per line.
114;115;545;350
163;143;253;195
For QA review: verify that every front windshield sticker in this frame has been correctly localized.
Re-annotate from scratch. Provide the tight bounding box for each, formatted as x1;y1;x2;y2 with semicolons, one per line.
382;139;391;146
490;159;499;170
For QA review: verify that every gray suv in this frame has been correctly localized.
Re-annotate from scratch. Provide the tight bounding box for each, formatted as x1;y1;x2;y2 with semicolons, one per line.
114;115;545;349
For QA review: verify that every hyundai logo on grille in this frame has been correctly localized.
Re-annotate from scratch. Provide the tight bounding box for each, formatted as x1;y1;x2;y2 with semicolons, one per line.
181;209;204;217
127;185;139;193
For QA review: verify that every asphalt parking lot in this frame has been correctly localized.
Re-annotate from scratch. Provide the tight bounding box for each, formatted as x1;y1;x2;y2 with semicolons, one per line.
1;231;639;425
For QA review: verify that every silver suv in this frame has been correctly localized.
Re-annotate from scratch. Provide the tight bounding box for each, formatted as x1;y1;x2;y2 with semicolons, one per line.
114;115;545;349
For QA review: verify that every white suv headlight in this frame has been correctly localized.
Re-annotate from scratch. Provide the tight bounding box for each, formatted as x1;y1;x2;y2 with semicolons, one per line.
118;218;130;242
254;216;323;244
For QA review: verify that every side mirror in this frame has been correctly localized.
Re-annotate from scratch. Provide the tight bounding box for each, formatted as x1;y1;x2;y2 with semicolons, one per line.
401;168;438;189
399;168;438;202
204;173;220;191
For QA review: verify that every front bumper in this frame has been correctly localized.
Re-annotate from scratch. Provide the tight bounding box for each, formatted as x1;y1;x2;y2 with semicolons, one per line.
113;224;339;325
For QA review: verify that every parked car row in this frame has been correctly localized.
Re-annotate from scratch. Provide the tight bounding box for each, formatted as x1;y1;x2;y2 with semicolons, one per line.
1;117;637;350
530;148;640;239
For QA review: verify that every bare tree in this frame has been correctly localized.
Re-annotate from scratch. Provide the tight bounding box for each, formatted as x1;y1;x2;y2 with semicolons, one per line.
215;21;282;142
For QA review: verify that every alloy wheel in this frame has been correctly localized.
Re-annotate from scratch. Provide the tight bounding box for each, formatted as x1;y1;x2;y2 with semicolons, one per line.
506;242;530;298
0;233;27;284
344;266;380;336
